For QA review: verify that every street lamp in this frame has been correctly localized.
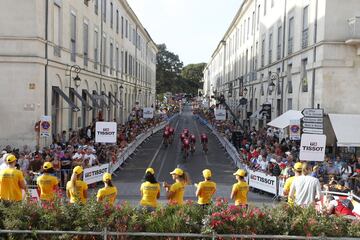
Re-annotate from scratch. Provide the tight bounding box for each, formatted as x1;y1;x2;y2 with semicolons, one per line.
243;87;248;96
119;85;124;123
268;72;279;94
69;65;82;89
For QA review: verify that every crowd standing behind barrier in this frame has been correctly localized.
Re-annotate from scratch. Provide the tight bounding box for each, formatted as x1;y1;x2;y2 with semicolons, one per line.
0;106;180;190
194;108;360;214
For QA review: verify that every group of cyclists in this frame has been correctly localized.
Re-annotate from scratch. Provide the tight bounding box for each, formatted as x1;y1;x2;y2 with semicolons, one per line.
163;124;209;160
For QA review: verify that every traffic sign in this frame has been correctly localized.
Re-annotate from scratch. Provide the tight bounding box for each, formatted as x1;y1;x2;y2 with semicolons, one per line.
303;128;324;134
303;117;323;123
302;108;324;118
302;122;324;129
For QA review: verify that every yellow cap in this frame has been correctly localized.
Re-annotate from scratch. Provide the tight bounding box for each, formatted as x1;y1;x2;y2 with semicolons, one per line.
43;162;53;170
6;154;17;163
170;168;184;176
294;162;303;171
233;169;246;177
102;172;112;182
202;169;212;178
145;167;155;175
73;166;84;175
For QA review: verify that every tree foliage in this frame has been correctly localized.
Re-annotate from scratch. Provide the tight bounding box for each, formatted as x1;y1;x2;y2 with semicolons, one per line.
156;44;206;95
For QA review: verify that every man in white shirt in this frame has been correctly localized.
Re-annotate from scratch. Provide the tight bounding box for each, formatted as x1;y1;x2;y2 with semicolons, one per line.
289;163;322;207
83;148;98;167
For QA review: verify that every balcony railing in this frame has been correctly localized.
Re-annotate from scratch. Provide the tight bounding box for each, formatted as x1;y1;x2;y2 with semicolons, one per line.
348;17;360;38
302;29;309;49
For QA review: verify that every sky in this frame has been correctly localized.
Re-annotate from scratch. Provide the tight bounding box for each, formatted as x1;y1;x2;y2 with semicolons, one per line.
127;0;243;65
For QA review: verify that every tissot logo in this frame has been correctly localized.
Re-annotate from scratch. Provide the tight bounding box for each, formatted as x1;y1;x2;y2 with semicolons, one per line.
250;174;275;185
97;128;115;136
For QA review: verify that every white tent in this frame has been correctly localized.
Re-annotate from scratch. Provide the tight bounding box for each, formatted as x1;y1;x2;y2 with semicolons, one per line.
267;110;303;129
329;113;360;147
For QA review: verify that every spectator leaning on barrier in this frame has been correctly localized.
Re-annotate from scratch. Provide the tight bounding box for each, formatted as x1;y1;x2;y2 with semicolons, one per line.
283;162;302;206
139;168;160;211
66;166;88;204
323;194;355;217
163;168;190;205
195;169;217;207
231;169;249;207
289;163;322;207
36;162;59;202
0;154;27;202
97;173;117;206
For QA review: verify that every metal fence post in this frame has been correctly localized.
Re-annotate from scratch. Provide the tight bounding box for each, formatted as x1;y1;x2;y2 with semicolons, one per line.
103;227;107;240
212;232;216;240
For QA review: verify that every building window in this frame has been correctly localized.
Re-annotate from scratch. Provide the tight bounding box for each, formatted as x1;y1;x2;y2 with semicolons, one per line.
116;47;119;76
301;58;308;92
302;6;309;49
94;30;99;69
287;64;293;93
103;0;106;23
277;26;282;60
287;98;293;110
257;5;260;29
95;0;98;15
268;32;273;64
116;10;119;34
261;38;265;67
121;50;124;73
121;16;124;38
271;0;274;8
252;11;255;35
53;3;61;57
70;12;76;62
83;22;89;66
124;51;128;74
255;41;258;71
243;20;246;43
110;42;113;74
247;17;250;39
288;17;294;54
110;2;113;28
102;36;106;72
129;55;132;76
264;0;267;15
125;19;128;38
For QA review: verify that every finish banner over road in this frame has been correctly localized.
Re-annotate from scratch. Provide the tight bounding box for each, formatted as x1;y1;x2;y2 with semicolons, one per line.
248;170;277;194
214;109;226;121
83;163;110;184
95;122;117;143
299;134;326;161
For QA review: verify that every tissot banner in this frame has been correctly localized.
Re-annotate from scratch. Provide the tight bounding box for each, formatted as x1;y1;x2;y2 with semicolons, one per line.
95;122;117;143
143;107;154;119
299;134;326;161
83;163;110;184
248;170;277;194
214;109;226;121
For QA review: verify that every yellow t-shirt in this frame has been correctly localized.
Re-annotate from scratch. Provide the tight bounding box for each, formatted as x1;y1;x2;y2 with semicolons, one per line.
97;186;118;206
0;168;25;201
66;180;88;204
197;180;216;205
232;181;249;206
169;181;185;205
36;174;59;201
283;176;296;205
140;181;160;208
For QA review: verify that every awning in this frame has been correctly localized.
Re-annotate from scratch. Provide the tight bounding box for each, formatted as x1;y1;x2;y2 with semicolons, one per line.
267;110;303;129
70;88;92;111
103;92;116;105
250;108;263;120
53;86;80;112
109;92;122;106
329;114;360;147
93;90;108;108
82;89;101;108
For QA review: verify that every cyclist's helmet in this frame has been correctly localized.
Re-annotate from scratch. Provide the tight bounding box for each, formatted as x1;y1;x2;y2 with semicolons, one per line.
190;134;196;140
164;131;169;136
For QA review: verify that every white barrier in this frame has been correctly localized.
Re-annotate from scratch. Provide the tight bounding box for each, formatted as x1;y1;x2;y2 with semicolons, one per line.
83;163;110;184
248;170;278;195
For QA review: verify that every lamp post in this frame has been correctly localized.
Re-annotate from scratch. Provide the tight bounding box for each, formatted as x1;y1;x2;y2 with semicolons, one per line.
68;65;81;130
119;85;124;123
138;89;142;107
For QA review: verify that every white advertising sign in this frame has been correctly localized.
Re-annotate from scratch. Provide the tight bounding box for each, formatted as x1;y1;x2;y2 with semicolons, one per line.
214;109;226;121
248;170;277;194
40;115;52;138
289;119;301;141
143;107;154;119
83;163;110;184
95;122;117;143
299;134;326;161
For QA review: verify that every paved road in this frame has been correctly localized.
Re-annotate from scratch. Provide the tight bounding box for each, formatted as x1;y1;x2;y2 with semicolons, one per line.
109;106;275;206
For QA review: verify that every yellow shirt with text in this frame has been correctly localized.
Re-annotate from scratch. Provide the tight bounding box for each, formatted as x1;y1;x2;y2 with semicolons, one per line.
169;182;185;205
140;181;160;208
37;174;59;201
97;186;118;206
232;181;249;205
0;168;25;201
197;180;216;205
66;180;88;204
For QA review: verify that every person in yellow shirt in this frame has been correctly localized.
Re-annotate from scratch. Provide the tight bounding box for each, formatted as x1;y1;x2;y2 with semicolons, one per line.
66;166;88;204
97;172;117;206
0;154;27;202
163;168;190;205
36;162;59;202
195;169;216;206
231;169;249;207
139;168;160;211
283;162;302;206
